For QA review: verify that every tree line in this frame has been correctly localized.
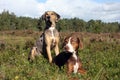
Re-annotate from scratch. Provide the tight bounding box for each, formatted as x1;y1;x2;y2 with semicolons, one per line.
0;10;120;33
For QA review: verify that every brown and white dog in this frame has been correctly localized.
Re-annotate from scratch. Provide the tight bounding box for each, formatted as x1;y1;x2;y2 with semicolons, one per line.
63;33;86;75
28;11;60;63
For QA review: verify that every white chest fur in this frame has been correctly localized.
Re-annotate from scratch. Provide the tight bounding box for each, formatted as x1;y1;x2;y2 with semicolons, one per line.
49;27;55;42
73;52;79;73
73;62;79;73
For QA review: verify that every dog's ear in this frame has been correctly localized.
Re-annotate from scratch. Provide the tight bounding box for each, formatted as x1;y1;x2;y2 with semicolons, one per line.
62;36;67;48
54;12;60;22
77;38;83;50
41;12;46;20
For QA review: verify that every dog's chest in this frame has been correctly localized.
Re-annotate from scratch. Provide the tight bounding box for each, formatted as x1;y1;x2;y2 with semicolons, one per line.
49;27;56;46
45;27;59;46
72;53;79;73
46;27;59;39
49;27;55;39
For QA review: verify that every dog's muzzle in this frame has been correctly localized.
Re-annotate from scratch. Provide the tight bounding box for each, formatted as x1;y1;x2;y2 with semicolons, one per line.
46;16;50;21
64;46;69;51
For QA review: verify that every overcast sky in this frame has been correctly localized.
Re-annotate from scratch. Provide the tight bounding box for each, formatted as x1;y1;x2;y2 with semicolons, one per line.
0;0;120;22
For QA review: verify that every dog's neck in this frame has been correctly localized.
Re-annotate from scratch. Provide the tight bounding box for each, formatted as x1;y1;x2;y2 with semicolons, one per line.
49;27;55;30
45;21;56;30
72;51;77;60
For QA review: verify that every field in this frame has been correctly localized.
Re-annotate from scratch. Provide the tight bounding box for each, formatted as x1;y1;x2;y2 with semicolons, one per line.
0;30;120;80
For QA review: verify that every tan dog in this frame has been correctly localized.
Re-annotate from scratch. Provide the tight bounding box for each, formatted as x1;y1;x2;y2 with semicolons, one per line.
28;11;60;63
42;11;60;63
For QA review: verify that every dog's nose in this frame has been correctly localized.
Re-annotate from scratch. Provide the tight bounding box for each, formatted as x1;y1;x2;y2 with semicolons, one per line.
47;16;50;19
64;46;69;51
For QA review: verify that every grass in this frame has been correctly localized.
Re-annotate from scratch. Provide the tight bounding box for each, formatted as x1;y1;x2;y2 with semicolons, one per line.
0;30;120;80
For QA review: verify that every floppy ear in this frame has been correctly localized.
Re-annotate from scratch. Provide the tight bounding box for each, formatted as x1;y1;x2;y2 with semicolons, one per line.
41;12;46;20
77;38;83;50
54;12;60;22
62;37;67;48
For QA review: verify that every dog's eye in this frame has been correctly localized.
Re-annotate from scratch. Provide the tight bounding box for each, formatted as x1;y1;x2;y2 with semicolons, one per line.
71;39;74;42
71;41;75;44
46;13;48;16
64;40;68;44
72;38;77;42
71;39;77;43
51;13;54;15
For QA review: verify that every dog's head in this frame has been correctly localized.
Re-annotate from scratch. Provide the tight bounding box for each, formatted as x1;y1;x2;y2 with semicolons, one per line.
63;34;83;53
41;11;60;23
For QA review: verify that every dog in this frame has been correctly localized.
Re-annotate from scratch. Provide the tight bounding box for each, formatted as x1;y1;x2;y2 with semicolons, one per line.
28;11;60;63
63;33;86;75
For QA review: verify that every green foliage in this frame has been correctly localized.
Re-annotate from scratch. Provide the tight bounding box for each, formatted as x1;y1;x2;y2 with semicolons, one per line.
0;10;38;30
0;10;120;33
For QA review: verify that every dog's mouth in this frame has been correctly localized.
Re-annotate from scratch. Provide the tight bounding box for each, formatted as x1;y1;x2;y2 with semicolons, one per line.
64;47;75;53
64;46;69;51
45;16;56;28
46;20;52;26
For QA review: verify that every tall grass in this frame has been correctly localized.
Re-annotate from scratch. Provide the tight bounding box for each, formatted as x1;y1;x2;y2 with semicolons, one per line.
93;67;104;80
0;30;120;80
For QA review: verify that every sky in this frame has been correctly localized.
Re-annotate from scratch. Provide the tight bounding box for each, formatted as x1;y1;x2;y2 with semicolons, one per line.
0;0;120;22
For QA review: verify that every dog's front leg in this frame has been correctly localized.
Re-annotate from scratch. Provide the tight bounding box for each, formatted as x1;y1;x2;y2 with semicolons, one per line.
46;44;52;63
45;32;53;63
54;38;59;56
54;44;59;56
67;62;73;75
